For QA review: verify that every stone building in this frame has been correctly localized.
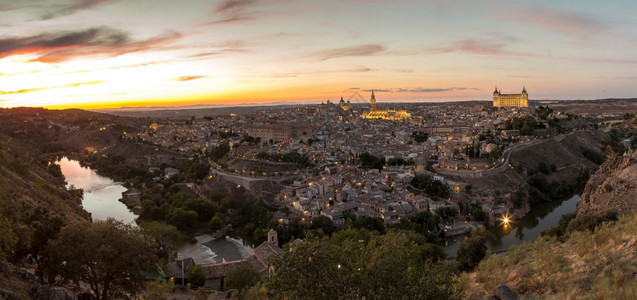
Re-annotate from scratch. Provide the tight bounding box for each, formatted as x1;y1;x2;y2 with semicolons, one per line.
493;87;529;108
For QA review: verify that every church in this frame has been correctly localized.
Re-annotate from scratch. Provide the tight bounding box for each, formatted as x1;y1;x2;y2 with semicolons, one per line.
360;91;411;120
493;87;529;108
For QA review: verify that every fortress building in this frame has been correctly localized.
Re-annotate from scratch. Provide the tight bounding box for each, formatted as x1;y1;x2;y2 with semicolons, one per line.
493;86;529;108
361;91;411;121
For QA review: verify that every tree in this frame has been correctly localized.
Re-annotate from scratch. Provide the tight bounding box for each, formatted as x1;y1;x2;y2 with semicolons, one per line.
225;263;260;292
456;231;487;271
11;206;65;284
310;215;335;235
187;265;206;287
412;131;429;143
46;219;160;300
269;229;457;299
139;221;183;263
0;214;17;259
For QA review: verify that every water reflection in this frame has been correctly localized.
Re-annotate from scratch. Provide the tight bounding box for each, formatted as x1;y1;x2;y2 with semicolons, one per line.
444;194;580;257
57;157;137;225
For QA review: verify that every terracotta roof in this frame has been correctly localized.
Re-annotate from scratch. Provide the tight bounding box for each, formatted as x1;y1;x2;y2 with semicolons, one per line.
201;260;249;279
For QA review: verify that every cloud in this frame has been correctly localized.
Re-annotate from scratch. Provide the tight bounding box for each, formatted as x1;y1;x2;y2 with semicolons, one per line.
314;44;385;61
428;39;538;58
41;0;118;20
175;75;206;82
210;0;258;24
0;81;103;95
0;26;182;63
360;87;479;93
500;4;605;39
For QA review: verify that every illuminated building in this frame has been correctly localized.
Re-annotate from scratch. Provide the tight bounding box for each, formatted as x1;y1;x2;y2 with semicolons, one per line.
493;86;529;108
361;91;411;121
338;96;351;111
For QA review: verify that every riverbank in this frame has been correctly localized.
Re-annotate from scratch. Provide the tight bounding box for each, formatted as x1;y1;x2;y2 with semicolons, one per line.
57;157;137;225
443;194;580;258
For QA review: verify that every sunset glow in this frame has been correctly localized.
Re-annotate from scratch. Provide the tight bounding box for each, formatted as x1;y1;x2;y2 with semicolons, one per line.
1;0;636;109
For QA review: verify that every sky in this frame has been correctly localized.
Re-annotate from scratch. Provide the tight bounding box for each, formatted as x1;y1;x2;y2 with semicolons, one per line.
0;0;636;109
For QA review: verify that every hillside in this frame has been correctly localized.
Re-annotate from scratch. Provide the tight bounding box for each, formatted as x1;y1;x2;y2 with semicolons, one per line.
0;132;89;223
462;212;637;299
509;130;608;182
456;130;608;203
577;149;637;216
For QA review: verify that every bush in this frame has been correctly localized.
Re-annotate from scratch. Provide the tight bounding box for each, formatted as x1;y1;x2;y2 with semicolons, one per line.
187;265;206;286
456;235;487;271
225;264;261;291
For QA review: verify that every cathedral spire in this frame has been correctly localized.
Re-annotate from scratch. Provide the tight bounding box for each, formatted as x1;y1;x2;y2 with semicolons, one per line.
370;90;377;111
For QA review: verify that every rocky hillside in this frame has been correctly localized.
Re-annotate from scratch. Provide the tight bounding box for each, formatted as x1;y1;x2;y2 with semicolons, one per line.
577;149;637;216
0;132;89;223
463;212;637;299
509;130;608;182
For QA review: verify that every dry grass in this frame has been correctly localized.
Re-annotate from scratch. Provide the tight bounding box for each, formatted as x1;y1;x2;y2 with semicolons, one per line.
464;212;637;299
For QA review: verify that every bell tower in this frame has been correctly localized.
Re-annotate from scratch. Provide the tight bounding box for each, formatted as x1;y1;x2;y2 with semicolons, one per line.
370;90;377;111
267;229;278;244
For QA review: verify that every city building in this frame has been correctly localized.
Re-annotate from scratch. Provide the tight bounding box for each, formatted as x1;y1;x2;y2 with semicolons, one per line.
361;91;411;121
493;87;529;108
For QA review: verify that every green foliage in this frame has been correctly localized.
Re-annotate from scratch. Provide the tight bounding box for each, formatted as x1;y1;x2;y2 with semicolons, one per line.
387;157;414;166
187;265;206;287
541;213;576;238
583;148;604;164
310;215;335;235
143;279;175;300
255;151;312;168
566;212;618;234
40;142;67;154
208;213;224;231
225;264;261;291
46;219;160;300
505;116;538;135
537;161;551;174
412;131;429;143
11;206;65;284
391;211;440;241
179;160;210;181
0;214;17;259
167;207;199;232
359;152;385;170
209;142;230;161
269;229;457;299
488;147;503;163
139;221;183;262
411;174;449;197
456;234;487;271
527;168;591;206
435;207;458;220
353;217;386;234
242;134;261;144
536;105;554;120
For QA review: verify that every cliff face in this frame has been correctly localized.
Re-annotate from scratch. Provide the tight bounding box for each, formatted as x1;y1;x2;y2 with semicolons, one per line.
577;149;637;216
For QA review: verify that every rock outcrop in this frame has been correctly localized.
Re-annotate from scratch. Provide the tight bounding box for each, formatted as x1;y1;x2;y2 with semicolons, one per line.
31;285;78;300
493;285;518;300
577;149;637;216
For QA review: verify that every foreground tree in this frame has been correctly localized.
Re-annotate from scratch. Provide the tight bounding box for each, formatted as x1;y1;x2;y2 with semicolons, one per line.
269;229;457;299
46;219;159;300
225;263;261;293
456;228;488;271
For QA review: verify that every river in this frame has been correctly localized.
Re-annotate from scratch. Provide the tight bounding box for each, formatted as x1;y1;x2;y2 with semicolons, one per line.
57;157;136;224
442;194;580;258
57;157;252;264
